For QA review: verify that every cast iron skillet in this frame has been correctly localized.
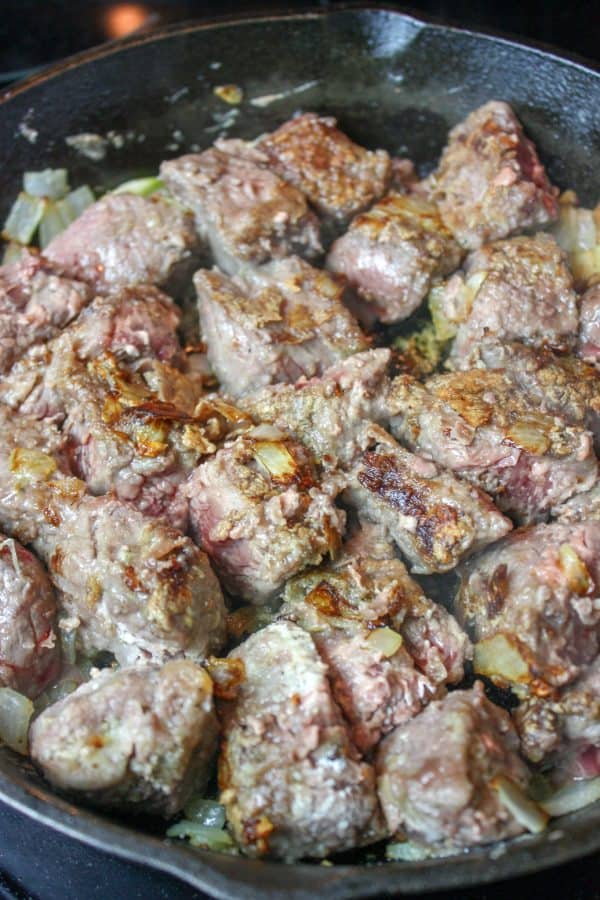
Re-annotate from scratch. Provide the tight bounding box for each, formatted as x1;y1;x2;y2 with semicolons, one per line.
0;6;599;897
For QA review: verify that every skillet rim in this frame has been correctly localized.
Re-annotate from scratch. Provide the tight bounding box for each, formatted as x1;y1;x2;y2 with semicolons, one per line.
0;5;598;897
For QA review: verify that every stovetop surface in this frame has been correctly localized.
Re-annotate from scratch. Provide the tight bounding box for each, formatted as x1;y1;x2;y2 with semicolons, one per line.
0;2;598;898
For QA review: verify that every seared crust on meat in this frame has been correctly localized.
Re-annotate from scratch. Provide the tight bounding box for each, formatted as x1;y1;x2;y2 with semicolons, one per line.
433;234;578;368
0;534;60;698
219;621;385;860
387;370;597;523
328;193;463;324
30;661;218;817
344;425;511;573
376;683;530;850
258;113;391;223
45;193;200;294
186;429;345;603
160;142;321;274
579;282;600;368
195;257;367;398
457;521;600;691
424;100;558;249
279;536;469;751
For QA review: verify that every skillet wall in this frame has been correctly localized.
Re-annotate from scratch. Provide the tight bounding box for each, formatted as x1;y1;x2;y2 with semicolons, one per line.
1;8;599;215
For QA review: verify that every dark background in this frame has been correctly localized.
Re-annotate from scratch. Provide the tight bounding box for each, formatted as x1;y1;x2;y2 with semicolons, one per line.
0;2;599;899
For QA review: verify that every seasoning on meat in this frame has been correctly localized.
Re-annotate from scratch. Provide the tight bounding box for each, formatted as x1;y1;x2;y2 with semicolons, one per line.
160;141;321;275
376;683;532;850
186;428;345;603
578;282;600;368
279;530;469;751
30;660;218;817
219;620;385;860
387;370;597;523
424;100;559;249
257;113;391;224
0;249;92;374
327;193;463;324
430;234;578;368
245;348;392;468
195;256;368;398
44;193;201;294
0;534;60;698
457;522;600;692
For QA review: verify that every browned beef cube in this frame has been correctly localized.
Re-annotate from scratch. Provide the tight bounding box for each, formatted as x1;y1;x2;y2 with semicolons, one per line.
195;256;368;398
45;193;200;294
387;370;597;523
0;534;60;698
257;113;391;223
425;100;558;249
30;661;218;817
279;532;469;751
578;282;600;367
344;425;511;573
245;348;391;469
457;521;600;691
219;620;385;860
160;141;321;275
327;193;463;324
431;234;578;368
0;250;92;373
186;429;345;603
376;683;531;850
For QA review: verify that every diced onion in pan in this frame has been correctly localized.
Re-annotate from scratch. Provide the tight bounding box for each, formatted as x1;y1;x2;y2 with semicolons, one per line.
39;199;77;248
0;688;33;755
366;626;403;657
166;821;237;852
490;775;548;833
62;185;95;218
183;796;226;828
2;241;26;264
540;777;600;817
23;168;69;200
111;176;164;197
2;192;46;244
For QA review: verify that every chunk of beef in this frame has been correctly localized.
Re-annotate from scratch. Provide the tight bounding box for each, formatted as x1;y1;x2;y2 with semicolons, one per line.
0;534;60;698
344;425;511;573
30;661;218;817
0;250;92;374
219;620;384;860
376;683;530;850
279;535;469;751
476;341;600;450
186;428;345;603
431;234;578;368
195;257;368;398
456;521;600;690
327;193;462;324
0;410;227;666
514;657;600;771
257;113;391;224
554;481;600;523
387;370;597;523
160;142;321;275
578;282;600;367
45;193;200;294
425;100;558;249
245;348;391;469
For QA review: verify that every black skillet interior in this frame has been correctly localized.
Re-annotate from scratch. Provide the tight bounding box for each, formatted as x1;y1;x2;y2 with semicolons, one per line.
0;6;599;898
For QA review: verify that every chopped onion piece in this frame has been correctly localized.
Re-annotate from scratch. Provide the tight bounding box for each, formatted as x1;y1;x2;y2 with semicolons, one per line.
39;199;76;249
491;775;548;833
367;626;403;657
183;797;226;828
111;176;164;197
2;192;46;244
252;440;298;481
166;820;237;852
0;688;33;754
2;241;26;265
23;169;69;200
62;185;95;218
558;543;592;595
540;777;600;817
386;841;432;861
473;634;531;687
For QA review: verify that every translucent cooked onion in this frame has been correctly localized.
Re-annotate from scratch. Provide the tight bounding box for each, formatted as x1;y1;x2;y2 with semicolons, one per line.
0;688;34;754
2;241;25;264
252;440;298;480
490;775;548;833
111;176;164;197
558;543;592;595
62;185;95;218
366;626;404;657
23;169;69;200
2;192;46;244
386;841;432;861
39;199;77;249
473;634;531;687
166;820;237;852
540;777;600;817
183;797;226;828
